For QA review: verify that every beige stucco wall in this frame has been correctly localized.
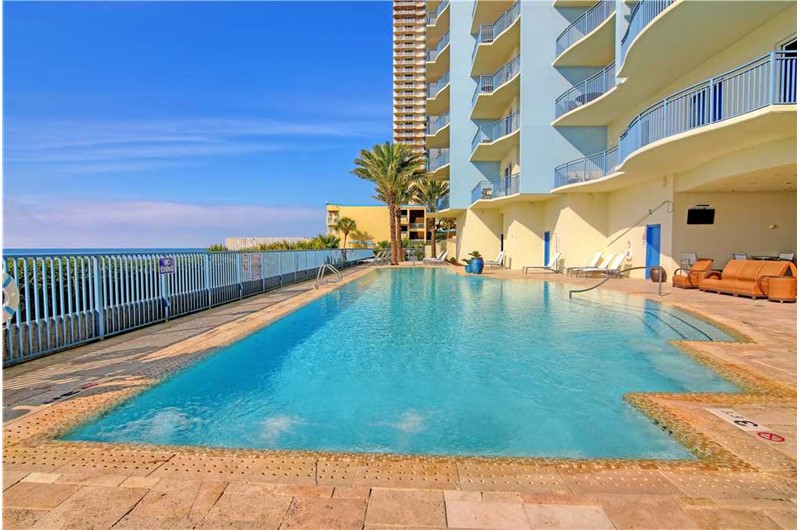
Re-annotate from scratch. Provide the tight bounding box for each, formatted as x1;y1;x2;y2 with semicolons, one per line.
502;202;543;269
455;208;503;263
326;205;427;248
672;191;797;270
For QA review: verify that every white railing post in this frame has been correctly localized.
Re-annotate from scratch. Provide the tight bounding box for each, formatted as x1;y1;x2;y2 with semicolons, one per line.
204;253;211;308
92;257;104;340
663;99;668;138
768;51;776;104
236;253;243;299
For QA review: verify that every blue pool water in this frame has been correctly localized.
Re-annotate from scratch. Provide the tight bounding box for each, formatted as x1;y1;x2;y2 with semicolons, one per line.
65;268;739;458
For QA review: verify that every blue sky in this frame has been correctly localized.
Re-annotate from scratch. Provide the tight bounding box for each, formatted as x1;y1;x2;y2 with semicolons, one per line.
4;1;392;248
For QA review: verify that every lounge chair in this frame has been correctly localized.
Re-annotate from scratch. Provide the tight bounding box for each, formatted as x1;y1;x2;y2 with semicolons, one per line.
733;253;748;260
523;252;561;274
362;249;389;264
700;259;797;299
423;251;447;265
565;251;603;276
779;253;795;262
672;258;713;289
485;251;505;268
576;253;625;278
571;253;615;278
679;252;697;269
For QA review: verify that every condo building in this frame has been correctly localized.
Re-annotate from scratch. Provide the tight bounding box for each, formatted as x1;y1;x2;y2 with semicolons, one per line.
426;0;797;274
393;0;428;154
326;204;428;247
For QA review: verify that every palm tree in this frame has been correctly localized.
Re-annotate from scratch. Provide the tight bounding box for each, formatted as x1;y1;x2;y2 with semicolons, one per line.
412;179;450;260
352;143;425;265
333;217;357;249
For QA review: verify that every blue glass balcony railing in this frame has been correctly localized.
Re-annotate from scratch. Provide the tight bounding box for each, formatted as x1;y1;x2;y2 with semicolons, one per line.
471;110;520;153
427;71;450;98
427;148;450;172
436;194;450;211
427;112;450;135
472;54;521;105
472;2;520;61
427;32;450;62
620;0;674;64
555;0;614;58
619;51;797;162
555;62;615;118
554;147;618;188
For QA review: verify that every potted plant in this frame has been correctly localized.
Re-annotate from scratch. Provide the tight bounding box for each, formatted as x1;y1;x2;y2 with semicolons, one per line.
462;251;484;274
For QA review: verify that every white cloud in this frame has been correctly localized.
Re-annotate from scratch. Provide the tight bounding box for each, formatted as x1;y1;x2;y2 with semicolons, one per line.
4;198;323;248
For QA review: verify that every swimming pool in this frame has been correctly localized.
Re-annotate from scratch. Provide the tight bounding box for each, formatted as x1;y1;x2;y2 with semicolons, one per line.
65;268;739;459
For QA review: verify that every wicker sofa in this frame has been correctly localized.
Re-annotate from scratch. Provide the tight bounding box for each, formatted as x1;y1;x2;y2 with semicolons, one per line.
699;259;796;299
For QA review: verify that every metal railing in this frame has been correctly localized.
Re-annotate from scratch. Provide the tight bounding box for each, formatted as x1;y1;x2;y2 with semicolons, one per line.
473;54;521;105
555;62;615;118
427;71;450;98
619;51;797;163
409;223;426;229
314;263;342;289
554;146;619;188
472;2;520;60
427;148;450;171
620;0;673;64
471;110;520;152
2;249;372;366
427;31;450;62
436;194;450;211
427;112;450;135
472;173;521;202
555;0;614;57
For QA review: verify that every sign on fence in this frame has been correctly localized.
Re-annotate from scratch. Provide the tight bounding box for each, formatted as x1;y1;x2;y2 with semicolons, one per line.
159;257;175;274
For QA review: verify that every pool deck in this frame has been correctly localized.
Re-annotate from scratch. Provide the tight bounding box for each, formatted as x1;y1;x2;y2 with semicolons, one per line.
2;264;796;529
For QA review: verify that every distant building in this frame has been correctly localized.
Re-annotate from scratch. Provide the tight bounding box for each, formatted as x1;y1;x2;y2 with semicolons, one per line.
325;204;427;247
225;237;309;250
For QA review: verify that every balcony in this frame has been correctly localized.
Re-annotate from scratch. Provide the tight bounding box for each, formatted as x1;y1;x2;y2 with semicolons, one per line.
471;2;520;76
471;0;515;33
618;0;791;88
472;55;521;119
426;32;450;81
436;194;449;212
553;0;614;67
427;71;450;115
553;147;619;189
426;148;450;180
471;174;521;203
426;0;450;45
409;223;426;230
619;51;796;169
470;110;520;161
555;51;798;191
426;112;450;149
554;62;614;121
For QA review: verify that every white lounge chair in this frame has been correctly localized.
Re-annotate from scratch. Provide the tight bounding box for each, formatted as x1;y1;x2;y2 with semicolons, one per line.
423;250;448;265
565;251;603;276
779;252;795;262
485;251;505;268
579;253;626;278
573;253;617;278
522;252;561;274
362;249;389;264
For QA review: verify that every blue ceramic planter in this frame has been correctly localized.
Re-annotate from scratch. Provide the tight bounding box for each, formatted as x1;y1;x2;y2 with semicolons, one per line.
465;257;484;274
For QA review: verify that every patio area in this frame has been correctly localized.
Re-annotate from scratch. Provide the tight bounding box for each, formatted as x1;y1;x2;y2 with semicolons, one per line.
3;266;796;529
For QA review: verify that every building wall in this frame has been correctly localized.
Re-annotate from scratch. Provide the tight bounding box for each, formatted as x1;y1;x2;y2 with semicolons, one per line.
326;205;427;247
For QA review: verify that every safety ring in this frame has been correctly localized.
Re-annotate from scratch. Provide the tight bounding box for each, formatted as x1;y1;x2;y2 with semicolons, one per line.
2;273;20;325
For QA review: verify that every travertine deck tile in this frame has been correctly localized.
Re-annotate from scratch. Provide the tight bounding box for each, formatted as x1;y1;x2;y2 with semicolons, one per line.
2;471;28;491
2;508;48;530
365;488;446;527
281;496;367;529
446;500;530;529
661;470;795;500
354;461;460;489
200;491;292;528
558;468;681;495
458;463;569;494
3;482;79;510
683;506;784;529
523;504;615;529
54;471;128;487
114;478;203;528
225;481;333;497
31;485;148;529
596;494;699;529
20;472;60;484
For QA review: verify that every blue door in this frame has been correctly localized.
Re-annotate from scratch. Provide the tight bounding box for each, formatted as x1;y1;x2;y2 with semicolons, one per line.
645;224;661;278
543;231;551;266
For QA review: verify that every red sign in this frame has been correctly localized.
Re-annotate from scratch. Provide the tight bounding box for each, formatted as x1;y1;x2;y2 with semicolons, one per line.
757;431;785;443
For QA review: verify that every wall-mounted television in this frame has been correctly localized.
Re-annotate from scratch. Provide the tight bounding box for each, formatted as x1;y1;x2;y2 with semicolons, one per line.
687;206;715;225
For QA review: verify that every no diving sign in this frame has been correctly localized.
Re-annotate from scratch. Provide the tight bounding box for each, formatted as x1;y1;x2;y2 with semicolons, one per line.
707;408;785;443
